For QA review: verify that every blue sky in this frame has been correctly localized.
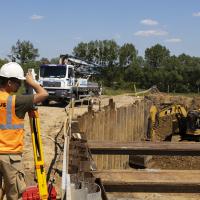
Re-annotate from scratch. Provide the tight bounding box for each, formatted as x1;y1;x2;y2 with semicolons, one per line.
0;0;200;59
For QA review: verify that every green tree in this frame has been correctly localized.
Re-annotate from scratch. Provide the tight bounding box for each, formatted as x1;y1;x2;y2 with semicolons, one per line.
50;57;59;64
119;43;138;68
9;40;39;64
73;40;119;67
177;53;200;67
40;57;50;64
102;40;119;67
145;44;170;68
22;60;41;75
0;58;8;67
73;42;88;59
73;40;120;86
124;65;143;85
87;41;98;63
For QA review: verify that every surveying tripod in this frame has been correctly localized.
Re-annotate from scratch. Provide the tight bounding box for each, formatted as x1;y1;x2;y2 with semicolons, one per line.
28;108;48;199
22;69;56;200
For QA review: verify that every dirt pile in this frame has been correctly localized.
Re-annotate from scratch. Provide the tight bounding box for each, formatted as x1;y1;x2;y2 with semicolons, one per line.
145;93;193;108
151;156;200;170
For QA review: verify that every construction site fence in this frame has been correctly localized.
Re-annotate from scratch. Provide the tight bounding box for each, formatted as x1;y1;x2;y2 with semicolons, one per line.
77;98;151;170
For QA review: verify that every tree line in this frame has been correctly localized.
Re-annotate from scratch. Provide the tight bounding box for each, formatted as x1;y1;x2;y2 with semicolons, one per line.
1;39;200;93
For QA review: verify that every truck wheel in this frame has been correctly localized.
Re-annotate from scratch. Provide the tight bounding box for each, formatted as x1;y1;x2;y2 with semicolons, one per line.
42;99;49;106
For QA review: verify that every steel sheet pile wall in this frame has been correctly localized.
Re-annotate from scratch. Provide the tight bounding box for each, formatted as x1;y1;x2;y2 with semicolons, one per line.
78;98;148;169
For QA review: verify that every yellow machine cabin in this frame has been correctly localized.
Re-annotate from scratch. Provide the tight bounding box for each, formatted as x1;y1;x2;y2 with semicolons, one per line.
148;104;200;141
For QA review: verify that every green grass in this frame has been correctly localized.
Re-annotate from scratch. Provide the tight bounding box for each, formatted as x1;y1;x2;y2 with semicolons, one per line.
168;92;200;97
103;87;200;98
102;87;152;96
102;87;135;96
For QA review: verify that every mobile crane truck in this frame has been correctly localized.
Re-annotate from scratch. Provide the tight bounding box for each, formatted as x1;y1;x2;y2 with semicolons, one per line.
38;55;101;105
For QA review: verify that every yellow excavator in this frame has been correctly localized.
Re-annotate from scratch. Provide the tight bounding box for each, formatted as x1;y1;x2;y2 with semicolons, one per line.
148;103;200;141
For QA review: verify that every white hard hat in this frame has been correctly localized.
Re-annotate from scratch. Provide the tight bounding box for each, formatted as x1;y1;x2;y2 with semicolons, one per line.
0;62;26;80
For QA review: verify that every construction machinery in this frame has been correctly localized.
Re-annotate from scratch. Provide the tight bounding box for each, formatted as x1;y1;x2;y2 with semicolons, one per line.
148;103;200;141
38;54;101;104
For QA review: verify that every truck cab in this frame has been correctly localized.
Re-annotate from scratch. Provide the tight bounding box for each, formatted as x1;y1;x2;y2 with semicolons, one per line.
38;64;75;102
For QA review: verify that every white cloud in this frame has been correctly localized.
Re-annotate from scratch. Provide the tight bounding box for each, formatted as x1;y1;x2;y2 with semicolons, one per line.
141;19;158;26
165;38;182;43
30;14;44;20
193;12;200;17
134;30;168;37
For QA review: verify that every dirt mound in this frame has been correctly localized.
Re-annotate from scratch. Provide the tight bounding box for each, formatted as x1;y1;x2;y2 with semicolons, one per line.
145;93;191;107
151;156;200;170
145;93;200;110
190;97;200;110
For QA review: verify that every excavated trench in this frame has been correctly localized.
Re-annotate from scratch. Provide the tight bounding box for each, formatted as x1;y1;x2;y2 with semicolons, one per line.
22;94;200;199
76;95;200;170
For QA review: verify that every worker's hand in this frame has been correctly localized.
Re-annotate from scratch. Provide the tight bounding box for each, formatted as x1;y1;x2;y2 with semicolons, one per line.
25;71;37;87
25;71;49;103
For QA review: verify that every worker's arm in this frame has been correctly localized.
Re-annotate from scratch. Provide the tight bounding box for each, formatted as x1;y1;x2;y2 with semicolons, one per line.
25;71;49;104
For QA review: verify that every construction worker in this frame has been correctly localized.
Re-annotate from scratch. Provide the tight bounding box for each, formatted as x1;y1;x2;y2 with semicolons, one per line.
0;62;49;200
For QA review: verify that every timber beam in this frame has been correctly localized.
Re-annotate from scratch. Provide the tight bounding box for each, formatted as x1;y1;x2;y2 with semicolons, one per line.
88;141;200;156
93;170;200;193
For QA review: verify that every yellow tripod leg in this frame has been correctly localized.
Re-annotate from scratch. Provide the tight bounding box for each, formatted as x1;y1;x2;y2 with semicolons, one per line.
29;109;48;200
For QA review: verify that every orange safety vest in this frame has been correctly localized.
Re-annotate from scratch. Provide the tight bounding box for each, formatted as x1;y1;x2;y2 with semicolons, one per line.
0;91;24;153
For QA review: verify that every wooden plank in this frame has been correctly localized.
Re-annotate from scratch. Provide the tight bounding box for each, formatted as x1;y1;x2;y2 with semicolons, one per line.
99;111;104;170
88;141;200;156
133;104;137;140
139;101;145;140
100;110;105;170
110;106;116;169
131;105;135;141
93;170;200;193
115;107;121;169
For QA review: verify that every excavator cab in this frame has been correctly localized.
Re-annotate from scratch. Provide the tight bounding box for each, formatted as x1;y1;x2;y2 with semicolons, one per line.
148;103;200;141
147;104;188;141
187;110;200;135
